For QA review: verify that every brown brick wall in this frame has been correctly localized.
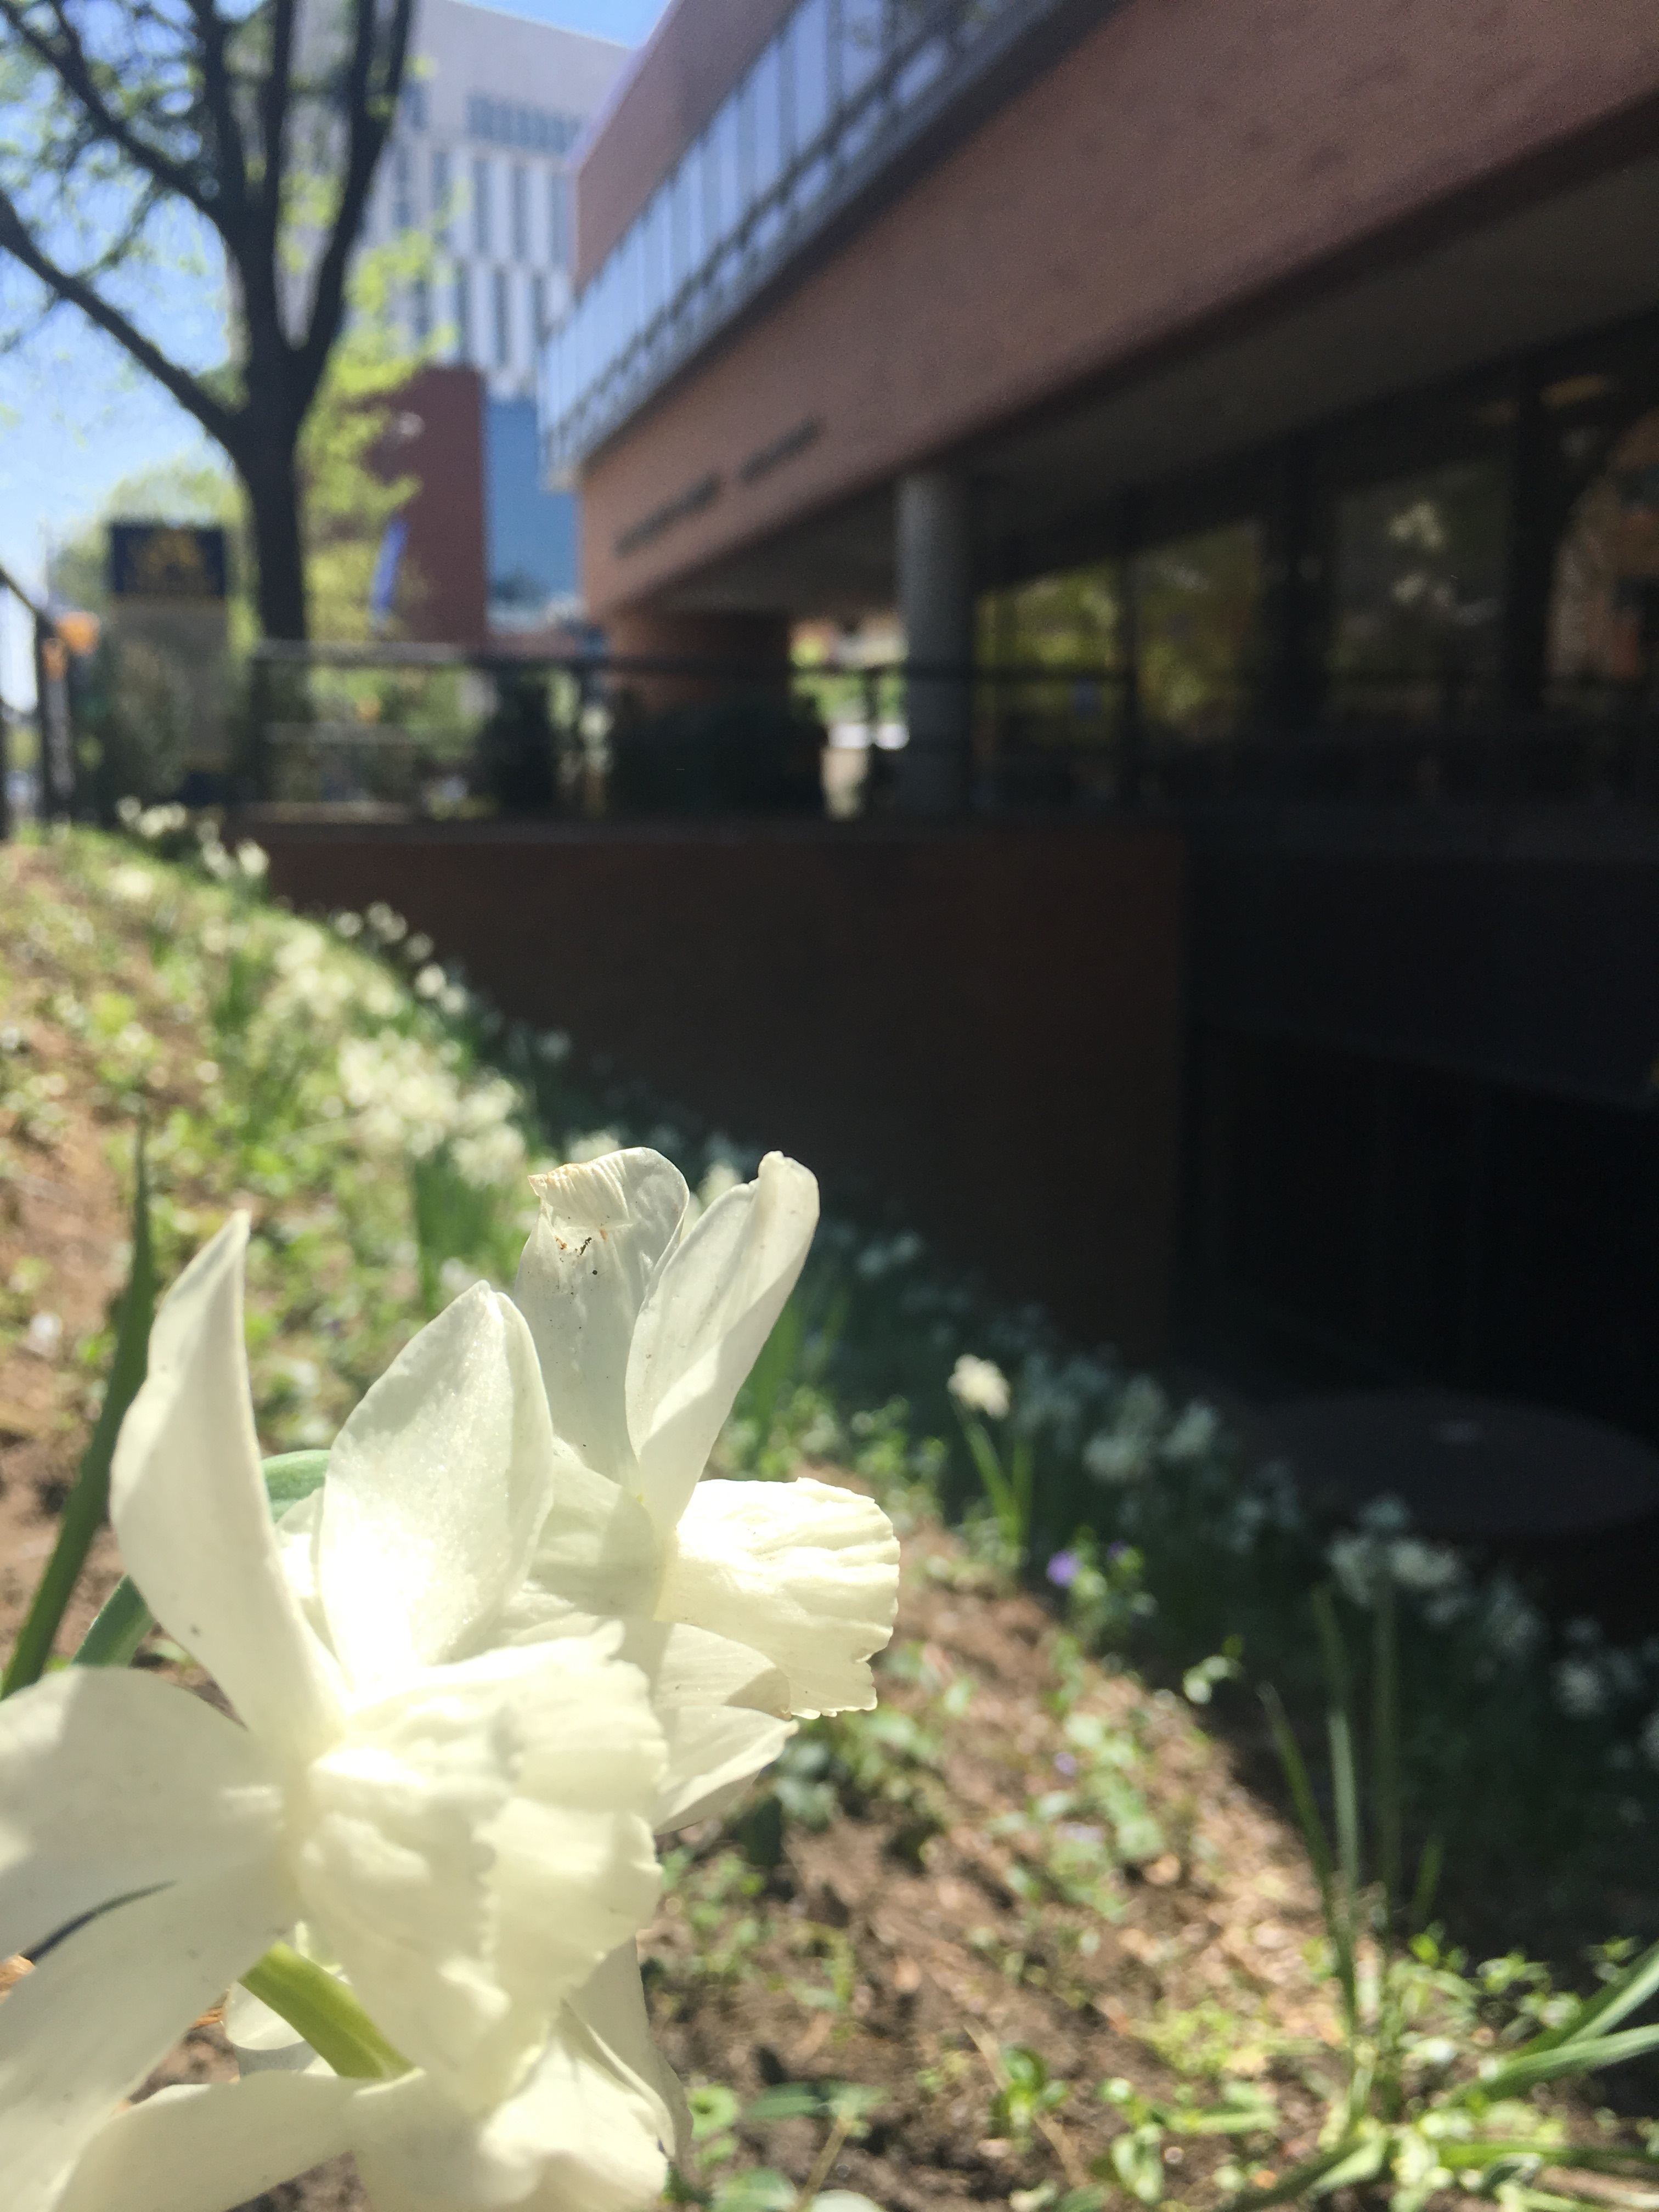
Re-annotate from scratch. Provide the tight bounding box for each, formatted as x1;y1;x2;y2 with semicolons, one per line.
578;0;1659;618
251;819;1187;1360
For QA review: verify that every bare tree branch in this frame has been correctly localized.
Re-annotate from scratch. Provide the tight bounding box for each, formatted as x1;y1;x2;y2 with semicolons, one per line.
186;0;249;229
0;183;236;450
296;0;414;404
0;0;215;219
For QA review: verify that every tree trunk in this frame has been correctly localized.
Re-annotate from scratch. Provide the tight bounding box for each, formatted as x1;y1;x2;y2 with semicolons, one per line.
240;431;309;643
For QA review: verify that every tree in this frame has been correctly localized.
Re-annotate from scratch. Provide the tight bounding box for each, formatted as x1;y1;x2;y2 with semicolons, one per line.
0;0;415;639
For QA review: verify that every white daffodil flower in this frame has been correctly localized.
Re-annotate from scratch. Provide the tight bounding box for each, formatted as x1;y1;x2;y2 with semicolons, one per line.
504;1149;900;1766
57;1944;676;2212
0;1216;667;2212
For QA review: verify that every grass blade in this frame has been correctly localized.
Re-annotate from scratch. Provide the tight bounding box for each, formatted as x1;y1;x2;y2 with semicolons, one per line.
1372;1579;1401;1931
1458;2022;1659;2102
2;1133;155;1698
1312;1589;1362;1914
1522;1933;1659;2058
1261;1682;1357;2036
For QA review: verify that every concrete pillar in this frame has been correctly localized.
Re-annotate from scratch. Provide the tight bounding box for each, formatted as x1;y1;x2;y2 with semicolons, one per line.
895;469;973;811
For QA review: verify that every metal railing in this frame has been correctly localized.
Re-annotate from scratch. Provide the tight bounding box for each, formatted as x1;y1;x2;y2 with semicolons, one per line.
225;644;1659;822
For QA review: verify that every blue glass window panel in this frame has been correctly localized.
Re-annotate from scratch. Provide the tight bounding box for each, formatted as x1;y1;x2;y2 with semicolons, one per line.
431;148;450;238
793;0;831;151
839;0;887;101
472;157;491;256
486;397;580;621
549;172;569;267
511;163;528;259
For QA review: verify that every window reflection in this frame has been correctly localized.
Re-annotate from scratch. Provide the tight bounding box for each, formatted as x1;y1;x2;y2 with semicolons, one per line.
1136;521;1264;742
1551;410;1659;710
1328;461;1505;720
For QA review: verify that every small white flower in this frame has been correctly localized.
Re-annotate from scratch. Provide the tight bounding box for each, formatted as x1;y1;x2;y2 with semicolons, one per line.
200;842;235;883
948;1354;1011;1421
1554;1657;1608;1718
697;1160;742;1209
24;1311;61;1359
414;963;445;1001
235;841;269;880
109;865;156;909
405;933;435;963
332;911;364;940
438;983;469;1018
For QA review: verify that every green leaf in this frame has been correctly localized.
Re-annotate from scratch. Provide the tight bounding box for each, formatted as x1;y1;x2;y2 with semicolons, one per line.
1460;2022;1659;2102
72;1450;331;1669
746;2083;825;2122
73;1575;154;1668
3;1132;155;1699
261;1449;331;1514
1525;1932;1659;2058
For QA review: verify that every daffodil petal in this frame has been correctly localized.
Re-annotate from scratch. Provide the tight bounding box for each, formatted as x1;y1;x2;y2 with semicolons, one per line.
569;1940;689;2165
659;1476;900;1716
618;1619;793;1831
522;1458;662;1622
627;1153;819;1533
296;1640;662;2106
512;1149;688;1486
490;1639;665;2027
0;1865;294;2212
110;1214;341;1762
0;1668;284;1961
354;1994;670;2212
54;2074;357;2212
319;1284;562;1685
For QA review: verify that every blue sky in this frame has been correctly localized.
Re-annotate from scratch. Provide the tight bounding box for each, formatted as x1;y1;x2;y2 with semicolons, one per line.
0;0;672;703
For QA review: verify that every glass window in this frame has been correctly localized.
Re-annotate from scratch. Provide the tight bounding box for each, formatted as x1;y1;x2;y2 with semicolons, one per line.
392;144;413;231
548;172;569;266
431;148;450;236
839;0;887;103
511;163;528;259
472;157;491;256
532;271;548;344
753;38;783;195
793;0;831;150
669;154;695;293
402;82;427;132
1329;461;1505;719
455;266;472;362
735;71;757;218
412;274;430;343
1551;409;1659;709
640;185;669;324
706;98;741;260
1135;521;1265;741
494;267;511;368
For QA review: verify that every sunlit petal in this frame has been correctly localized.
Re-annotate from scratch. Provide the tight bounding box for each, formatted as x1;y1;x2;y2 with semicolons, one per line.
320;1284;562;1686
54;2074;356;2212
110;1214;341;1762
512;1149;688;1486
0;1865;294;2212
618;1620;793;1831
627;1154;819;1532
354;1993;670;2212
0;1668;283;1962
660;1476;900;1716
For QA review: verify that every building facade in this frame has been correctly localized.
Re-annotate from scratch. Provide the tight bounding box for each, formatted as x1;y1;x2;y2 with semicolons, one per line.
370;0;628;401
531;0;1659;1445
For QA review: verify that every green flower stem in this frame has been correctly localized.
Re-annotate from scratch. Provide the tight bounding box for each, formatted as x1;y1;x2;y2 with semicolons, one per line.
3;1134;155;1699
239;1942;412;2081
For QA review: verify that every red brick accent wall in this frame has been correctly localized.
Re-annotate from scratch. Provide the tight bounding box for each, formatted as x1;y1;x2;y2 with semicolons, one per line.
252;819;1187;1359
577;0;1659;618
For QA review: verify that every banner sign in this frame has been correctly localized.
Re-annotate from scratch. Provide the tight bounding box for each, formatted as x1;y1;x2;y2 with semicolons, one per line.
109;523;228;601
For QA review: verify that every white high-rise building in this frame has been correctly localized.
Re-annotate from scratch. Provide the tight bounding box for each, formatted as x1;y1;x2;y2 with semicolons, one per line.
366;0;628;399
